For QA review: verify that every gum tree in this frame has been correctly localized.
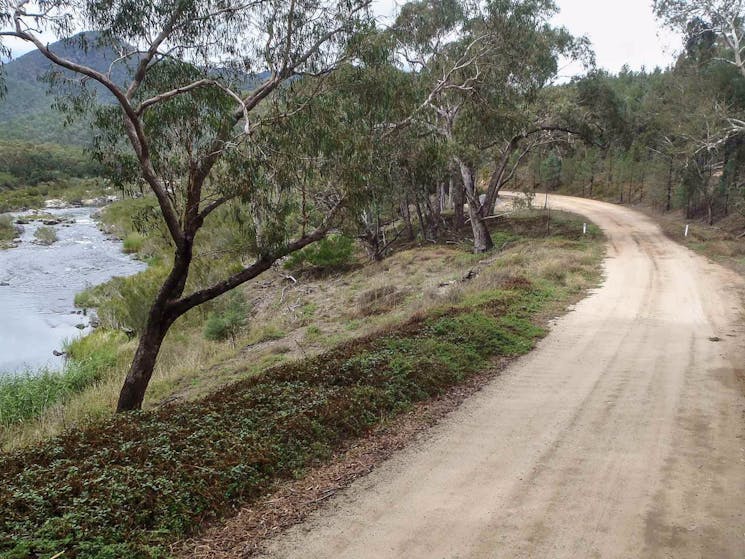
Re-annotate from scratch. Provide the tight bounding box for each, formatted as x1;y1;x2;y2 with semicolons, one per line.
392;0;589;252
0;0;371;411
655;0;745;78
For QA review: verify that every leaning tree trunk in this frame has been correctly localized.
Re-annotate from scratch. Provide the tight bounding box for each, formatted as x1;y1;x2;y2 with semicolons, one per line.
115;250;193;412
116;309;174;411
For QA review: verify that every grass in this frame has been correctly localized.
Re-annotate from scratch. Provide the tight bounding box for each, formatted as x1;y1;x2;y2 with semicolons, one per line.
641;208;745;277
33;226;57;245
0;327;239;451
0;215;19;249
0;331;126;427
122;232;146;254
0;210;605;559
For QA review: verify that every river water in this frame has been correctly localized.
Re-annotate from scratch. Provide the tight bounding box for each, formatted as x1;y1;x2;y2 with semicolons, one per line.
0;207;145;374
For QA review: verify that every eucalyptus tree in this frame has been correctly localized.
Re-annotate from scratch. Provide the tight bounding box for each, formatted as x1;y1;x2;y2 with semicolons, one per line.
392;0;589;252
655;0;745;79
0;0;372;411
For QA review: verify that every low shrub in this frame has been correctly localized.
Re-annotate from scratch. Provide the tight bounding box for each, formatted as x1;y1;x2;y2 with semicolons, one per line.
204;294;249;342
0;215;19;243
204;309;245;342
0;282;548;558
122;232;145;254
33;226;57;245
284;233;356;271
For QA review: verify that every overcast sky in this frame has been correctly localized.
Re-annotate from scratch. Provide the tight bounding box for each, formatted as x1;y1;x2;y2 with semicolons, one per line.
4;0;681;76
550;0;680;76
373;0;682;77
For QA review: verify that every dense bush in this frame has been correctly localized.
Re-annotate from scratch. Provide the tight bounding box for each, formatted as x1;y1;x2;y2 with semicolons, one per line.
203;295;248;342
284;233;355;270
0;141;100;188
0;178;108;213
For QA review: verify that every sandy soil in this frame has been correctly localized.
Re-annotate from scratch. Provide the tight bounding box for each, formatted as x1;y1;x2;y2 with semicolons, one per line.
258;194;745;559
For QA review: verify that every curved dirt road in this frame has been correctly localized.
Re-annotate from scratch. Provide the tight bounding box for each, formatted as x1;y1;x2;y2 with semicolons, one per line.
260;195;745;559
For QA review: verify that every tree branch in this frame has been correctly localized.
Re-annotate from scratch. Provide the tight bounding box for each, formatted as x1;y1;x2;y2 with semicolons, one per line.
169;199;345;316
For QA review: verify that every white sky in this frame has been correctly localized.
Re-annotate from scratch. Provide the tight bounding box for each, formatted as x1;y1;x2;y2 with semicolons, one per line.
550;0;681;77
373;0;682;77
3;0;681;77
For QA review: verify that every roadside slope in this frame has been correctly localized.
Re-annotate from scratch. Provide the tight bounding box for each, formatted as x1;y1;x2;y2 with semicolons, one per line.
259;194;745;559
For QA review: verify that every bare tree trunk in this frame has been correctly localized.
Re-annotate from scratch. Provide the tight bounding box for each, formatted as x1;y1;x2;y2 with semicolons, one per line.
457;160;493;253
589;171;595;199
438;181;446;213
401;196;415;241
686;195;692;219
666;158;673;212
116;215;334;411
639;166;646;203
116;247;194;411
453;172;465;229
414;195;427;241
468;203;493;253
446;177;454;210
430;186;442;241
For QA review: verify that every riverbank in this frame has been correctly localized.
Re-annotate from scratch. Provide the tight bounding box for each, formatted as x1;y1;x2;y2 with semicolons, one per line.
0;210;605;558
0;177;112;215
1;210;602;450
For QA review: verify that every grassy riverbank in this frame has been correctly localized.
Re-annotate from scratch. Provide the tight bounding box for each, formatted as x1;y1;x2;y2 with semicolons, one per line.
0;332;127;427
0;210;603;558
0;215;18;249
1;210;602;449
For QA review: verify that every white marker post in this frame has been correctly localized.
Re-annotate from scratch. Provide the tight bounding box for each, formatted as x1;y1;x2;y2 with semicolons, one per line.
583;223;587;235
684;224;689;238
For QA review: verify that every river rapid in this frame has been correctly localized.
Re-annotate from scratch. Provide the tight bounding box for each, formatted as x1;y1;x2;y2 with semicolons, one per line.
0;207;145;374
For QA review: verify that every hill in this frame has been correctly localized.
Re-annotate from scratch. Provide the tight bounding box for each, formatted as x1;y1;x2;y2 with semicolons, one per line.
0;32;270;146
0;32;131;145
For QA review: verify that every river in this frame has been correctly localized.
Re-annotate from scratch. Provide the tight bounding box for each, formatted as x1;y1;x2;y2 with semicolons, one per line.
0;207;146;374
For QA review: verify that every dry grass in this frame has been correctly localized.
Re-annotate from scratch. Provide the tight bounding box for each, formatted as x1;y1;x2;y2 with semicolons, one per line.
1;211;605;451
0;329;237;451
640;207;745;277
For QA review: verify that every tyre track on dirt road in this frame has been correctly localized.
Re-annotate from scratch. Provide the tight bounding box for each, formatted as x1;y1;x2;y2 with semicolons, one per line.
259;194;745;559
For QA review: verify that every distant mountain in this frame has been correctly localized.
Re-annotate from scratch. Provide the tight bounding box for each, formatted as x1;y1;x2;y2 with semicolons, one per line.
0;32;130;145
0;32;270;146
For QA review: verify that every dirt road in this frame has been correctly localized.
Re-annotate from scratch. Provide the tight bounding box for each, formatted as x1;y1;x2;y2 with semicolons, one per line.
260;195;745;559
